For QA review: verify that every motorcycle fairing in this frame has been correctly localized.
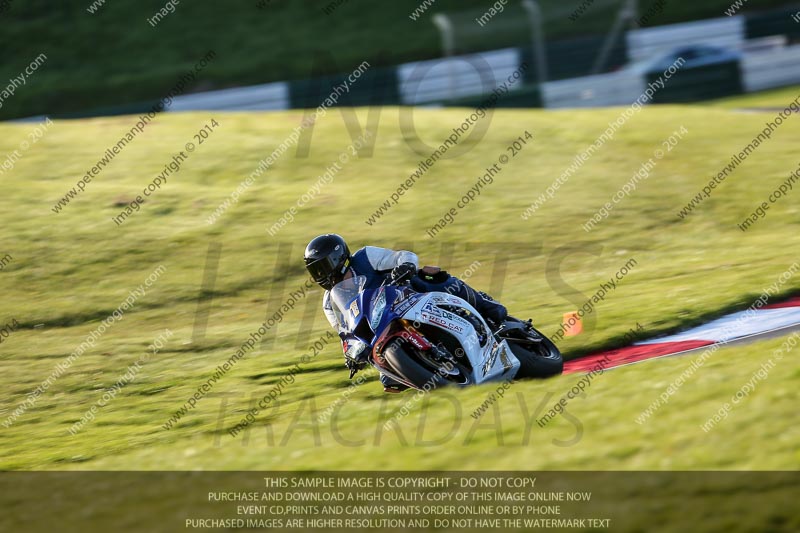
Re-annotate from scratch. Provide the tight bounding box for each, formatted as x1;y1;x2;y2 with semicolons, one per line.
401;292;520;383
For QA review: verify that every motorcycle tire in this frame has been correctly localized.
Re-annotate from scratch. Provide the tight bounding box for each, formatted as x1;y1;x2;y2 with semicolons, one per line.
382;342;474;390
507;327;563;379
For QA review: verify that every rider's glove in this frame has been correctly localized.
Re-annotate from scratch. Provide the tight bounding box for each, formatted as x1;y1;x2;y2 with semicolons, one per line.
342;335;368;378
345;357;367;379
390;262;417;284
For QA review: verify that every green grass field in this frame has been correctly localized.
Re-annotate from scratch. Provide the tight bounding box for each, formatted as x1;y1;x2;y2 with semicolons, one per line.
0;99;799;472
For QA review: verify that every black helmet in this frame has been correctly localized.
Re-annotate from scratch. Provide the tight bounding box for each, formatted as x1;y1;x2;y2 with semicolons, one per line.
304;234;351;290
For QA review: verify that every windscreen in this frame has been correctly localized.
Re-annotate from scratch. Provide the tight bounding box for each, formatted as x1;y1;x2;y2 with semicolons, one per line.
329;275;367;332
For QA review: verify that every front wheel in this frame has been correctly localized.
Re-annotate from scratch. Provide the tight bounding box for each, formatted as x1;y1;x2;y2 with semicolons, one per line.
382;343;473;390
507;327;563;379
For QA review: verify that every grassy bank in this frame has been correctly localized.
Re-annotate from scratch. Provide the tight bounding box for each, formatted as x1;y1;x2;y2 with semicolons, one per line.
0;104;798;470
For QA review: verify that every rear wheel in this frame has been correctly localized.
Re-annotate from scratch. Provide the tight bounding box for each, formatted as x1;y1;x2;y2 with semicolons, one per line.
382;342;473;390
506;327;563;379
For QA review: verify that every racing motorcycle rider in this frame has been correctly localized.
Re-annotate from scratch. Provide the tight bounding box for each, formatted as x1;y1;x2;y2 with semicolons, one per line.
304;233;507;393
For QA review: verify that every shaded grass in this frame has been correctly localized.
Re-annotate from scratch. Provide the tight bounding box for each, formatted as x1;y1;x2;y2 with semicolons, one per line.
0;0;796;119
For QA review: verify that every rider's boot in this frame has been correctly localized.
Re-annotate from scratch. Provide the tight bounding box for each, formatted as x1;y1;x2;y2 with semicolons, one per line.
451;279;508;328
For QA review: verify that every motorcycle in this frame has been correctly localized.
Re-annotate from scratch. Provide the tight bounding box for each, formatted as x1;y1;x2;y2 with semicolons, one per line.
329;274;562;390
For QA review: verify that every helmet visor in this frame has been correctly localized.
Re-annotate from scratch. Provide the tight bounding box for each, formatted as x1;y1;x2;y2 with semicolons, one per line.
306;255;340;286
